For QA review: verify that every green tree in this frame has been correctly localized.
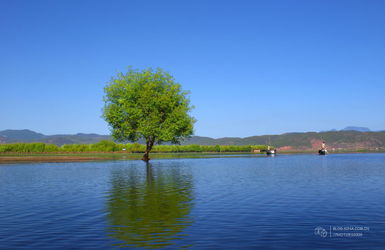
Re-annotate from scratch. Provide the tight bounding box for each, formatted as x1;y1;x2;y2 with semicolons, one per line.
103;67;195;161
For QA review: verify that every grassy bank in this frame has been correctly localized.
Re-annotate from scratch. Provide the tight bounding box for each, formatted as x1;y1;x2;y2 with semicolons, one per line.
0;152;269;164
0;141;268;154
1;148;383;164
2;141;381;164
0;141;269;163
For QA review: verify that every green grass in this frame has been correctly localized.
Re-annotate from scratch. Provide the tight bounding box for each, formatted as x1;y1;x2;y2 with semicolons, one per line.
0;141;269;153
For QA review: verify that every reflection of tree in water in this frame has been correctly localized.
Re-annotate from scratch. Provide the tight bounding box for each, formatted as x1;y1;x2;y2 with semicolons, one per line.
107;163;193;249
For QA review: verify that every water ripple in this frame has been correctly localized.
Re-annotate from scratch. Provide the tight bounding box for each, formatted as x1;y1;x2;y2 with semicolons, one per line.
1;154;385;248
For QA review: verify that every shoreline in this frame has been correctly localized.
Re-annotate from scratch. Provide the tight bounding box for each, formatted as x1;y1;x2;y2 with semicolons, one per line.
1;151;384;164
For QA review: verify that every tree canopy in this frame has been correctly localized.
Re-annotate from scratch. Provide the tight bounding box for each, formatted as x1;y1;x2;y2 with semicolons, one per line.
103;67;195;161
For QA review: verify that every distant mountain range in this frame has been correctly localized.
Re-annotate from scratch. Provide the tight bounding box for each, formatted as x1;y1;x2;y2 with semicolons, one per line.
0;129;111;145
341;126;371;132
322;126;372;132
1;127;384;151
324;126;372;132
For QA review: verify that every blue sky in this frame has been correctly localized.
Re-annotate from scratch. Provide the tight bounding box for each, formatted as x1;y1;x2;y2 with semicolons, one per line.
1;0;384;138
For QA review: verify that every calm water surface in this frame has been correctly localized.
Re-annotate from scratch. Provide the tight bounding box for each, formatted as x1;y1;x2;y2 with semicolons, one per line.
1;154;385;249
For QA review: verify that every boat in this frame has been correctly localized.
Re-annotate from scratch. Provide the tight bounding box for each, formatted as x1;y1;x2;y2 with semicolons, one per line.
318;141;328;155
266;140;276;155
318;148;328;155
266;148;277;155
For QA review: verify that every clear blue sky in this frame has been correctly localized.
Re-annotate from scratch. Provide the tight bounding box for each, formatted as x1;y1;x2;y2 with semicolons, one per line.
1;0;384;138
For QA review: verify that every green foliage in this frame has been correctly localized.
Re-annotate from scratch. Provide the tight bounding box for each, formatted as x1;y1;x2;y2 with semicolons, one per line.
60;144;91;152
0;143;59;153
90;140;121;152
152;144;268;153
60;140;127;152
102;67;196;159
0;142;268;153
125;143;146;153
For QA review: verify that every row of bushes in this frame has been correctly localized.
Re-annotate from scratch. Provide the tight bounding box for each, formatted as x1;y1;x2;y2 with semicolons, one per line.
0;141;269;153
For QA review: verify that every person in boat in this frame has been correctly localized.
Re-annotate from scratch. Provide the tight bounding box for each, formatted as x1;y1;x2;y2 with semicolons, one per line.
321;141;326;150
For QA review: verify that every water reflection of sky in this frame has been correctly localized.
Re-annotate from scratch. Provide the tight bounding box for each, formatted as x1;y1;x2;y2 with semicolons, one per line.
1;154;385;249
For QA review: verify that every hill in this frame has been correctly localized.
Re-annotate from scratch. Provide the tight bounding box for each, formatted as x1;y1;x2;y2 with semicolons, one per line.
0;130;111;145
341;126;371;132
181;131;385;151
1;129;385;151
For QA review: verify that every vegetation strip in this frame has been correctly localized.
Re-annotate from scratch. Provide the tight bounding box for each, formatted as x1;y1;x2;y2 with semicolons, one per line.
0;141;268;154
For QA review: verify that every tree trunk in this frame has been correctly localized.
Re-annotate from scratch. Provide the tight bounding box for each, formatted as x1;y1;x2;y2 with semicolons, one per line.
142;139;154;162
142;150;150;162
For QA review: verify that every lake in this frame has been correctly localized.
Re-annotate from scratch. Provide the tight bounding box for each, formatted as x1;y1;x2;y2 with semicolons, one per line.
1;154;385;249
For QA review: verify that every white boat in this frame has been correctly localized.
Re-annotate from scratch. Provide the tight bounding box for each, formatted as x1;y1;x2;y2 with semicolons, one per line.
266;149;276;155
266;142;276;155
